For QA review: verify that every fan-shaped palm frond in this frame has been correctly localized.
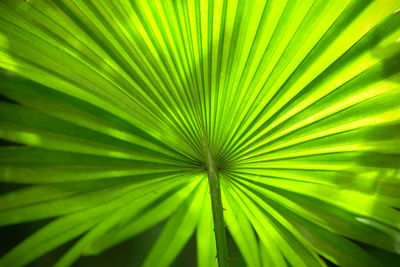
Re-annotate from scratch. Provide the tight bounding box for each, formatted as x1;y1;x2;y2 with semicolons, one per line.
0;0;400;266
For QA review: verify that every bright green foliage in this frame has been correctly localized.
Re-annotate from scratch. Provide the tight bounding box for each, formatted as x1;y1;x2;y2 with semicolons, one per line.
0;0;400;266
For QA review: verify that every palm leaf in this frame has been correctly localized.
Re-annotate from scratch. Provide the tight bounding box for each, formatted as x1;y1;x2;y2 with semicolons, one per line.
0;0;400;266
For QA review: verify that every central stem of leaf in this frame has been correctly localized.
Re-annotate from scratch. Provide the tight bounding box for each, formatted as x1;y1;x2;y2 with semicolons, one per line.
206;147;228;267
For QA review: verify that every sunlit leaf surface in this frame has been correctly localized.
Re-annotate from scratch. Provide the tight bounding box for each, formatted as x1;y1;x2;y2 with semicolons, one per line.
0;0;399;266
